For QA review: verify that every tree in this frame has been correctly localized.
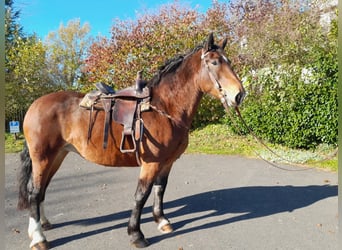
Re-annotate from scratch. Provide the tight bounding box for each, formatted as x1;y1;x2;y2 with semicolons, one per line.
5;0;25;126
5;0;23;49
5;36;57;122
5;0;58;126
5;0;24;78
45;19;91;89
227;0;327;70
229;0;338;148
83;2;207;90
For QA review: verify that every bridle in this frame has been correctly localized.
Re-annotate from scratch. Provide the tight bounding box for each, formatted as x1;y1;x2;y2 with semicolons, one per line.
201;49;235;109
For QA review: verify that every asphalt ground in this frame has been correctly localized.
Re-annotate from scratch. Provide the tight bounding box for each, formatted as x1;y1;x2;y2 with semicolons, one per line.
5;153;338;250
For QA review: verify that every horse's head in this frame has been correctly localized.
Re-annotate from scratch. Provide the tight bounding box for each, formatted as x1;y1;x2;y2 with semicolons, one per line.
199;33;245;107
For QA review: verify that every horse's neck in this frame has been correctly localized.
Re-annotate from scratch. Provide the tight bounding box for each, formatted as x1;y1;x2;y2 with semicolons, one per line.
152;55;203;127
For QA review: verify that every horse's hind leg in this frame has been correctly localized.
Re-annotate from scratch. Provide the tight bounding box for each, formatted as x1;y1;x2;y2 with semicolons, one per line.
28;185;48;250
38;150;68;231
27;150;67;249
17;142;48;249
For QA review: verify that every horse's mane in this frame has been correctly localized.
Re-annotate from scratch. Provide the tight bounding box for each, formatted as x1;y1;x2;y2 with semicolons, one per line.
148;45;203;87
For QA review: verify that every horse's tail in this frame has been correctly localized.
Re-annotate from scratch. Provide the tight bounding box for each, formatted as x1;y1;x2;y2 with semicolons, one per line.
17;141;32;210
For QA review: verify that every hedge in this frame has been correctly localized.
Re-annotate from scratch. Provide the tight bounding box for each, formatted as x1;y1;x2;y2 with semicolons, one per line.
214;51;338;149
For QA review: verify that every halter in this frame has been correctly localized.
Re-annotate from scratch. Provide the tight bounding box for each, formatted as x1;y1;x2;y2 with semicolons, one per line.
146;49;230;130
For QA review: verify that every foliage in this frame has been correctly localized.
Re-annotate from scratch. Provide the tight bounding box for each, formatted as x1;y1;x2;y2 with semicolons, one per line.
5;0;23;79
5;0;23;49
192;95;225;128
83;2;207;91
237;45;337;149
227;0;324;69
45;18;91;89
5;0;57;126
82;1;240;90
223;0;337;149
5;35;59;123
5;15;91;125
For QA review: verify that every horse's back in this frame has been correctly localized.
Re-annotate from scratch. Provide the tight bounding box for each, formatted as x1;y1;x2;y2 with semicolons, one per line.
25;91;84;114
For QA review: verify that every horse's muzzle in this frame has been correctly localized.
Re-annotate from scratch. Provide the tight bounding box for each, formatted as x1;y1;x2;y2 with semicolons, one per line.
224;90;246;107
235;91;246;106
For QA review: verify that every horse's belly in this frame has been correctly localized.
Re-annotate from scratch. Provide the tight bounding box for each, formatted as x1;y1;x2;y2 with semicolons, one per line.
64;142;139;167
85;149;138;167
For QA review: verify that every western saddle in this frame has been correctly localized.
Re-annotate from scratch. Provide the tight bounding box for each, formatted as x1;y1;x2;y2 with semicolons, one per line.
79;72;151;160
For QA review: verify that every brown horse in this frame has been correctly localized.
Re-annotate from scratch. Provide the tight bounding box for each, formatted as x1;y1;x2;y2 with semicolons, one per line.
17;34;245;249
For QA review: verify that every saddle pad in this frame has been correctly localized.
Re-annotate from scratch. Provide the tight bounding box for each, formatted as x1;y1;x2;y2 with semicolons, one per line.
79;91;101;109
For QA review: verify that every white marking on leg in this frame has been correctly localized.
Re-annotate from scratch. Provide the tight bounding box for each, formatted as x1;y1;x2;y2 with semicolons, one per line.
28;217;46;248
157;218;170;231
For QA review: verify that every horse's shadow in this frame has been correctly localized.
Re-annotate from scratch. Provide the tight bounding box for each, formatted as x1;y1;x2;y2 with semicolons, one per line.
49;185;337;248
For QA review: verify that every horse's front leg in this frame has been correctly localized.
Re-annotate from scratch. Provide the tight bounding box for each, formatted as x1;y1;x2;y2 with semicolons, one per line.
128;176;154;248
153;174;173;234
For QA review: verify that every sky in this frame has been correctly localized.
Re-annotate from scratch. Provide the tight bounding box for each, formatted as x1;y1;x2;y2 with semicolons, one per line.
15;0;214;39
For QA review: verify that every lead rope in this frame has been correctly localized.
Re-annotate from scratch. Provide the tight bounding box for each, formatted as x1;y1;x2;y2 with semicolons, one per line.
219;100;317;171
222;96;337;170
201;51;334;171
234;106;337;168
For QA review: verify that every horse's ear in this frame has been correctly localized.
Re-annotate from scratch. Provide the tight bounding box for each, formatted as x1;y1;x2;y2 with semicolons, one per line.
220;38;227;50
204;33;214;51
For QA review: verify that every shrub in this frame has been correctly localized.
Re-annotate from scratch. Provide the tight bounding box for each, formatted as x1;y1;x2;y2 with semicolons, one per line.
236;56;337;149
192;95;225;129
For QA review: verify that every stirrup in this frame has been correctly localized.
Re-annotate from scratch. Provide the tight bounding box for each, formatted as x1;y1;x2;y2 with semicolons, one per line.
120;131;136;153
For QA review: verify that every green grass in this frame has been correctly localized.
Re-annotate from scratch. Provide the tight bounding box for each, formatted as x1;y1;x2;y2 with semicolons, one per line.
5;133;25;153
187;124;338;172
5;126;338;172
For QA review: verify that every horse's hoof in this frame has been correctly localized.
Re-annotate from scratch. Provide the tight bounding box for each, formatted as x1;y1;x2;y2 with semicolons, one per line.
131;238;149;248
159;223;173;234
41;221;53;231
158;219;173;234
31;240;49;250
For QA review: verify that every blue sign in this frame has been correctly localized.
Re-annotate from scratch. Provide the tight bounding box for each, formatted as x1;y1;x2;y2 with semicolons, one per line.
9;121;20;133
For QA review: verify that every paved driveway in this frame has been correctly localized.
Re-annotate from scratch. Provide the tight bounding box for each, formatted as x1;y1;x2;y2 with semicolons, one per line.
5;153;338;249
